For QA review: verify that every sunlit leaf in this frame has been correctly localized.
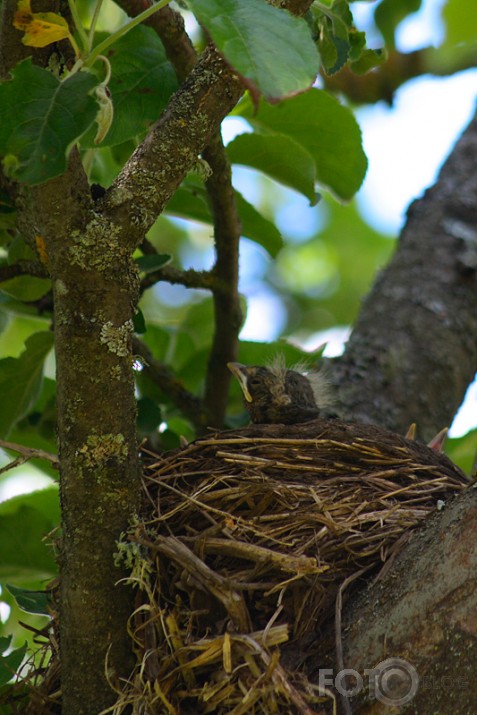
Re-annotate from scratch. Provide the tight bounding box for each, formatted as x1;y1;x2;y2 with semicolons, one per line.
0;331;54;437
0;638;27;686
6;584;51;616
240;89;367;200
0;59;97;185
0;501;57;581
442;0;477;47
227;133;319;205
0;276;51;301
185;0;320;101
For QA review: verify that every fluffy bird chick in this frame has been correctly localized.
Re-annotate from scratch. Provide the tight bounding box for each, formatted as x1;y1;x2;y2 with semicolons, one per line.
228;358;335;424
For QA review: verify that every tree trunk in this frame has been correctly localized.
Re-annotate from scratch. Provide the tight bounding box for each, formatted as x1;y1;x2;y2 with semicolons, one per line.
334;108;477;442
339;487;477;714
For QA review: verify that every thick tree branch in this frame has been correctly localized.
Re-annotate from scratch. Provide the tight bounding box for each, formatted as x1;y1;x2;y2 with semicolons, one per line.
323;47;477;105
334;108;477;441
15;150;140;713
339;488;477;713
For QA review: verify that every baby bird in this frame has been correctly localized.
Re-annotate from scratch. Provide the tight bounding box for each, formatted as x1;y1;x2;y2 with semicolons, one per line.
228;358;335;424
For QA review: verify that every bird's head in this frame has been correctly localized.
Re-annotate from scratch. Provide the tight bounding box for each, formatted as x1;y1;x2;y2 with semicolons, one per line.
227;359;329;424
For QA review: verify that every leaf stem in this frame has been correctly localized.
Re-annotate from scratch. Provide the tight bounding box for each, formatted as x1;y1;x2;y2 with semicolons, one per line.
68;0;90;53
84;0;172;67
88;0;105;53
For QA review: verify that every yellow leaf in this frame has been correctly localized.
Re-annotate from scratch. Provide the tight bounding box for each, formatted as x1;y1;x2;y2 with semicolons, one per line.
14;0;71;48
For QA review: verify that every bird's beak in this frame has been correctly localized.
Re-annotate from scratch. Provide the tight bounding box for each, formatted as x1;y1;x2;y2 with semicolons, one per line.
227;362;253;402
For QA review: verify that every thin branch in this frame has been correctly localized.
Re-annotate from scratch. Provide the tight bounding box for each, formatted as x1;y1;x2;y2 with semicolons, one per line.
202;133;243;428
140;265;217;293
0;438;59;468
133;336;210;429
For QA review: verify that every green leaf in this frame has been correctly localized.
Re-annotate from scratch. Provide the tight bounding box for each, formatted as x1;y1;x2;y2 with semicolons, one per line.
137;396;162;435
0;59;98;185
0;276;51;302
135;254;172;273
442;0;477;47
0;331;54;438
446;429;477;476
0;503;57;581
180;298;215;349
0;639;27;686
240;89;367;201
350;47;386;75
185;0;320;101
227;133;318;205
235;192;282;257
5;585;50;616
82;26;179;147
0;487;60;523
374;0;422;49
165;182;282;256
318;12;351;74
0;191;16;230
133;308;146;334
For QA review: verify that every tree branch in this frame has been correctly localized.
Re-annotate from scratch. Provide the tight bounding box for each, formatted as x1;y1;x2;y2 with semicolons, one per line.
133;336;210;429
340;488;477;713
0;438;58;467
334;108;477;441
323;47;477;105
140;265;217;293
202;132;243;428
114;0;243;427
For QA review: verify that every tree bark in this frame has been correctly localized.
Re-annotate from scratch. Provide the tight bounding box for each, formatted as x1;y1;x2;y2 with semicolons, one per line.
15;151;141;714
334;108;477;442
337;487;477;714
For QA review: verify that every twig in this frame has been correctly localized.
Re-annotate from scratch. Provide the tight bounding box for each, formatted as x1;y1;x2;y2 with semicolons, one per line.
335;566;373;715
140;533;252;632
0;439;59;468
323;46;477;105
201;131;242;429
140;265;217;293
132;336;210;429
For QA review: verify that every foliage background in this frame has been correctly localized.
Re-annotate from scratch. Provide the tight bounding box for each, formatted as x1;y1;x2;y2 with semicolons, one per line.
0;0;476;678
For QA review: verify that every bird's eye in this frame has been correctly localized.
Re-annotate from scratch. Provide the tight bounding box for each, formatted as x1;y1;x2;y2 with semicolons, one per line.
248;377;262;389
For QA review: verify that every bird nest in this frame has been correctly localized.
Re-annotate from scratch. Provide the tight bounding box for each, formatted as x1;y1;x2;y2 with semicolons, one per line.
112;418;467;714
21;418;469;714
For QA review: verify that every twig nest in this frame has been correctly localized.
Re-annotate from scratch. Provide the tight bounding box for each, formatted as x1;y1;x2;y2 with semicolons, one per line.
125;418;467;714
